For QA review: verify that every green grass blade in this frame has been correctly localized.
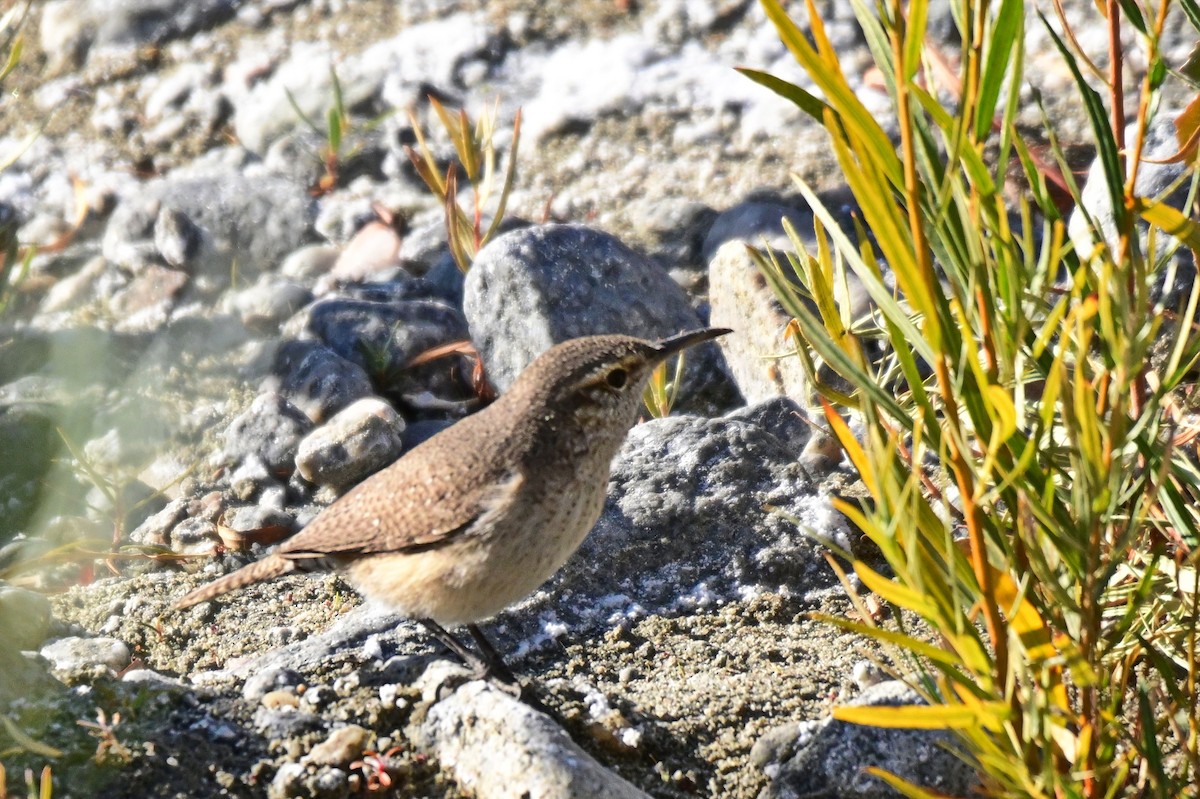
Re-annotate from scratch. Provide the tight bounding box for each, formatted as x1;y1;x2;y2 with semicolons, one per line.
0;33;21;81
735;67;827;121
1039;11;1126;233
1180;0;1200;32
283;86;320;134
1;716;64;758
484;109;521;244
902;0;928;83
976;0;1023;142
760;0;902;187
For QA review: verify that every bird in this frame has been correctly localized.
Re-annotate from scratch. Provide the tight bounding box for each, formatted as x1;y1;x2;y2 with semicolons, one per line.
175;328;731;685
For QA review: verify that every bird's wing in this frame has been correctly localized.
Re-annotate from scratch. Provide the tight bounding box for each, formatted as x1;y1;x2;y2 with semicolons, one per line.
277;411;516;562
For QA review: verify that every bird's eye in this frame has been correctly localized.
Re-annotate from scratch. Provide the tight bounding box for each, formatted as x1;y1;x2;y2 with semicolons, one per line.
605;368;628;389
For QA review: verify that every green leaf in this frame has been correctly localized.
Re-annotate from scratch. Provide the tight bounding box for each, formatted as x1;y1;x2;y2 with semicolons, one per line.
329;64;345;122
283;86;320;135
1180;0;1200;34
902;0;928;83
735;67;827;121
1115;0;1146;34
326;107;342;154
1;715;63;758
759;0;902;187
755;245;914;427
975;0;1023;142
1136;685;1167;784
457;107;480;181
1039;12;1126;233
849;0;897;93
0;33;21;82
484;108;522;245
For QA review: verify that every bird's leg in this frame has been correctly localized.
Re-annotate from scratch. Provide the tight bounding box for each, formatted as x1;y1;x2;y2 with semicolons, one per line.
467;624;518;687
419;619;487;674
419;619;519;692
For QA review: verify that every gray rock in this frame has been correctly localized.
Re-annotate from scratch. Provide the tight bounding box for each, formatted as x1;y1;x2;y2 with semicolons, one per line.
463;223;739;411
506;414;849;644
106;263;191;332
281;244;341;282
231;13;496;158
706;197;886;408
759;681;977;799
170;516;220;556
267;764;307;799
294;398;406;489
243;665;306;701
103;165;314;291
724;396;812;458
701;201;814;264
749;721;809;771
397;214;453;269
314;768;350;798
262;129;333;189
267;762;351;799
142;61;221;124
128;495;185;547
391;215;473;306
367;12;502;126
40;255;108;313
82;426;158;472
303;724;370;768
221;392;314;475
296;297;469;395
0;582;53;650
39;0;237;71
232;39;380;155
40;635;131;674
154;206;205;268
227;273;314;333
266;340;375;424
253;705;326;741
329;255;468;309
708;240;816;405
228;454;276;501
409;251;468;308
121;668;188;689
414;665;651;799
516;33;658;143
643;0;752;45
625;196;716;270
226;609;421;682
402;418;454;451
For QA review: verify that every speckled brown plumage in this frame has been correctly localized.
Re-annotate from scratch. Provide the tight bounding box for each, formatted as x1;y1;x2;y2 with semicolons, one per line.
175;329;729;665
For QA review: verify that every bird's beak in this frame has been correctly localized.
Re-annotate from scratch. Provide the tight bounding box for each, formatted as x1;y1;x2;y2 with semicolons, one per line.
650;327;732;364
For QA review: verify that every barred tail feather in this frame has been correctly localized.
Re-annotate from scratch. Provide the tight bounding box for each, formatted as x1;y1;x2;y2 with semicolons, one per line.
174;554;296;609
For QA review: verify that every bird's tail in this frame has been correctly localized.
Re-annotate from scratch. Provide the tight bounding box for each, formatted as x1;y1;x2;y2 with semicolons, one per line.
174;554;295;609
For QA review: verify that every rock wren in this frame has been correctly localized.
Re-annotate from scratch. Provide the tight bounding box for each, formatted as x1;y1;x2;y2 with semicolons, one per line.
176;328;730;683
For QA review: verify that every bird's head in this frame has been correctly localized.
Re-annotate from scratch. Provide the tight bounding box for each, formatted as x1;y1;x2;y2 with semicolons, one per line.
507;328;732;430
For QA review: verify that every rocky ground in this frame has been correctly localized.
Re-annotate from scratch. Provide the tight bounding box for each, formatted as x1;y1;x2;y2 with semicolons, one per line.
0;0;1194;797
